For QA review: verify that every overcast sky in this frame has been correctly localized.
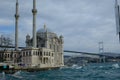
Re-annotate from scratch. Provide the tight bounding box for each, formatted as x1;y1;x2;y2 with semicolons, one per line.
0;0;120;53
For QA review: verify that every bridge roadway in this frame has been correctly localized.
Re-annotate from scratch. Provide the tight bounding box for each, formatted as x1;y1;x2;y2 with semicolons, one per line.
0;45;100;56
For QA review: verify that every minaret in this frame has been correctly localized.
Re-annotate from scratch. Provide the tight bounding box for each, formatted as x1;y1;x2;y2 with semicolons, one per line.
44;24;48;48
15;0;19;50
115;0;120;42
115;0;120;34
32;0;37;48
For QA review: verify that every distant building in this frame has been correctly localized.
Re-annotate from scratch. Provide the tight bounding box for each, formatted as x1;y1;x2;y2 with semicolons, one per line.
0;35;13;46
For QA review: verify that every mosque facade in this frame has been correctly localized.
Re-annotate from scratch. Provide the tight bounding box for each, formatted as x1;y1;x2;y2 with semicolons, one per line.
21;24;64;68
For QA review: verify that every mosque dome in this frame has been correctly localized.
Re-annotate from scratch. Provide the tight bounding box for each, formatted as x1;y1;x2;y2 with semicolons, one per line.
37;24;53;33
37;24;57;38
37;28;53;33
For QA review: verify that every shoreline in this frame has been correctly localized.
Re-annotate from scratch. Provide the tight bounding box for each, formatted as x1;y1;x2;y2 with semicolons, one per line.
0;67;60;74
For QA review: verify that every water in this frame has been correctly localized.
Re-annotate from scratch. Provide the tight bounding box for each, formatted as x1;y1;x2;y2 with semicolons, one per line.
1;62;120;80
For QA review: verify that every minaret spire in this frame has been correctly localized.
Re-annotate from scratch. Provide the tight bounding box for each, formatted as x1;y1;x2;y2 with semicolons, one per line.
44;24;47;31
115;0;118;5
115;0;120;42
45;24;48;48
32;0;37;48
15;0;19;50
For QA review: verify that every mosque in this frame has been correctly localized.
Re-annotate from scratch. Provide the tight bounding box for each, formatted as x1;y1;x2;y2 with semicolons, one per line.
0;0;64;70
23;24;64;68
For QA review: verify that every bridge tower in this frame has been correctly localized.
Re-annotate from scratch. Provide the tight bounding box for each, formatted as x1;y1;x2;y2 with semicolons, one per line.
98;42;105;63
98;42;104;53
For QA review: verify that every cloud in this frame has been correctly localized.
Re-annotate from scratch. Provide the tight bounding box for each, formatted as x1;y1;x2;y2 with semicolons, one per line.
0;19;13;26
0;0;120;53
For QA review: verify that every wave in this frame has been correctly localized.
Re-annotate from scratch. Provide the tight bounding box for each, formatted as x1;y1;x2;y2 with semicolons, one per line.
12;71;23;79
71;64;83;69
112;63;119;69
0;72;6;80
60;64;83;70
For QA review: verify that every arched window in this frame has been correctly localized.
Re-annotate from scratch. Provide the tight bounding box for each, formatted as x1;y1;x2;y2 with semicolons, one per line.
40;51;42;56
8;54;9;58
43;58;45;64
26;52;28;56
23;52;25;57
38;51;40;56
44;52;45;56
29;51;31;56
52;53;53;56
14;54;16;58
36;51;38;55
46;58;48;63
46;52;48;56
0;54;1;58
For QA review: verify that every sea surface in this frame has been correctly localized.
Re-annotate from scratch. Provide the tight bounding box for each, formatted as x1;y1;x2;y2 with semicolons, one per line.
0;62;120;80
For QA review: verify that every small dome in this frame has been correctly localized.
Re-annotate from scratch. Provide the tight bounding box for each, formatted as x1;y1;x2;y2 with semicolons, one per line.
60;35;63;38
26;34;30;37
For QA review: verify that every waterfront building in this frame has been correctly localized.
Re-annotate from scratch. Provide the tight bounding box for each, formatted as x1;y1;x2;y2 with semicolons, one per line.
21;24;64;68
0;0;64;69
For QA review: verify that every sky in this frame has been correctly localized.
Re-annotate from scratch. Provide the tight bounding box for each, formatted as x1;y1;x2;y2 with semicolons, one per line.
0;0;120;53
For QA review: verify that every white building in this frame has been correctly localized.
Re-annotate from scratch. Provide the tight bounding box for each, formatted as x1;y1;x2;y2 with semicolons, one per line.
21;24;64;68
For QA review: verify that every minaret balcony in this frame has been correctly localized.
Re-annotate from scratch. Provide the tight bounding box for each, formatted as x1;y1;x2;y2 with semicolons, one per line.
32;9;37;14
15;14;19;18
